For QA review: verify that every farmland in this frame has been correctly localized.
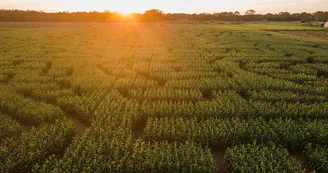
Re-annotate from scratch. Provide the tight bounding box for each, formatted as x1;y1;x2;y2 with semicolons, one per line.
1;22;328;172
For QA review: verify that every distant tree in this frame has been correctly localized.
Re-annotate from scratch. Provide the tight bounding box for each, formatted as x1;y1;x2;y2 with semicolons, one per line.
264;13;275;21
299;12;314;22
243;10;256;21
198;13;214;20
142;9;164;22
278;12;291;21
245;9;256;15
314;11;328;22
234;11;240;16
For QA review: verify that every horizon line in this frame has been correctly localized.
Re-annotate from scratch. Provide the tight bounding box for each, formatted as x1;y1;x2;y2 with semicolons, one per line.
1;8;327;15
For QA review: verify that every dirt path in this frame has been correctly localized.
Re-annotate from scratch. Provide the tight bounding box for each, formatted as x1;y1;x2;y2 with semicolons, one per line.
132;119;147;141
211;148;226;173
289;150;313;173
64;114;88;136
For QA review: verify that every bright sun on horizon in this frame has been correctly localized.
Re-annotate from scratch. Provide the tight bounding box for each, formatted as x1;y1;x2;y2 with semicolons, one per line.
1;0;328;14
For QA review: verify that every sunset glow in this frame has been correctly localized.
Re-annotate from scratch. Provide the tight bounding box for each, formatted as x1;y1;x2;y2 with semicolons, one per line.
1;0;328;14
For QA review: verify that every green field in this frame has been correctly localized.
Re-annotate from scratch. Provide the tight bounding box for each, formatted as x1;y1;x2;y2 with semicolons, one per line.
1;22;328;173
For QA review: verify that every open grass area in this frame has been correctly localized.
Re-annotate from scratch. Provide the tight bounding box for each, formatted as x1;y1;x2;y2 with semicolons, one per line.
1;22;328;172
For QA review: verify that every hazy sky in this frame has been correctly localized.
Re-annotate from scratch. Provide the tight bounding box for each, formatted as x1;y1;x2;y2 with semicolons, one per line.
1;0;327;14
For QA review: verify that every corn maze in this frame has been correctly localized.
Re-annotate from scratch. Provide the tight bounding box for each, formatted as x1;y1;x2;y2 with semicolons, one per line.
1;22;328;172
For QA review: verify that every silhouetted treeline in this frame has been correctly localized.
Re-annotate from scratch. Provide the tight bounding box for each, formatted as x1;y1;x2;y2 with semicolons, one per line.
0;9;327;22
0;9;163;22
166;11;328;22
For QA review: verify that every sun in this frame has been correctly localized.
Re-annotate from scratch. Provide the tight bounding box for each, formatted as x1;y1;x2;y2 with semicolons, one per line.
119;12;135;17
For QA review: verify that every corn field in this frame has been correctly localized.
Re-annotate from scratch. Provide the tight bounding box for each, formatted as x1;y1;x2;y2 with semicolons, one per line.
0;22;328;172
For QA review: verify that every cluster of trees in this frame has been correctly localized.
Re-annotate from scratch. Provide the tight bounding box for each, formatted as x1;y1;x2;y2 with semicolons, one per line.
0;9;327;22
166;11;328;22
0;9;164;22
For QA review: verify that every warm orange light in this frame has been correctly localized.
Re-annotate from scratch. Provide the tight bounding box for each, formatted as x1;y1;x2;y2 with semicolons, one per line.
119;12;139;22
120;12;133;18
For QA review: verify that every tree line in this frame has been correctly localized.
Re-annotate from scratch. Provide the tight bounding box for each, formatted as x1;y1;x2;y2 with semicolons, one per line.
0;9;327;22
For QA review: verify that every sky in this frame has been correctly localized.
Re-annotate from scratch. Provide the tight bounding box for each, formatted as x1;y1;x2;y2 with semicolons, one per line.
1;0;328;14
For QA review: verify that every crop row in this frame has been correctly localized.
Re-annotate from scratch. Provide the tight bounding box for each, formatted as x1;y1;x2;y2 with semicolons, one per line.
225;143;303;173
0;120;74;173
33;125;214;173
0;85;65;126
128;88;203;102
0;113;22;142
305;144;328;173
145;117;328;149
248;89;328;103
59;89;328;122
